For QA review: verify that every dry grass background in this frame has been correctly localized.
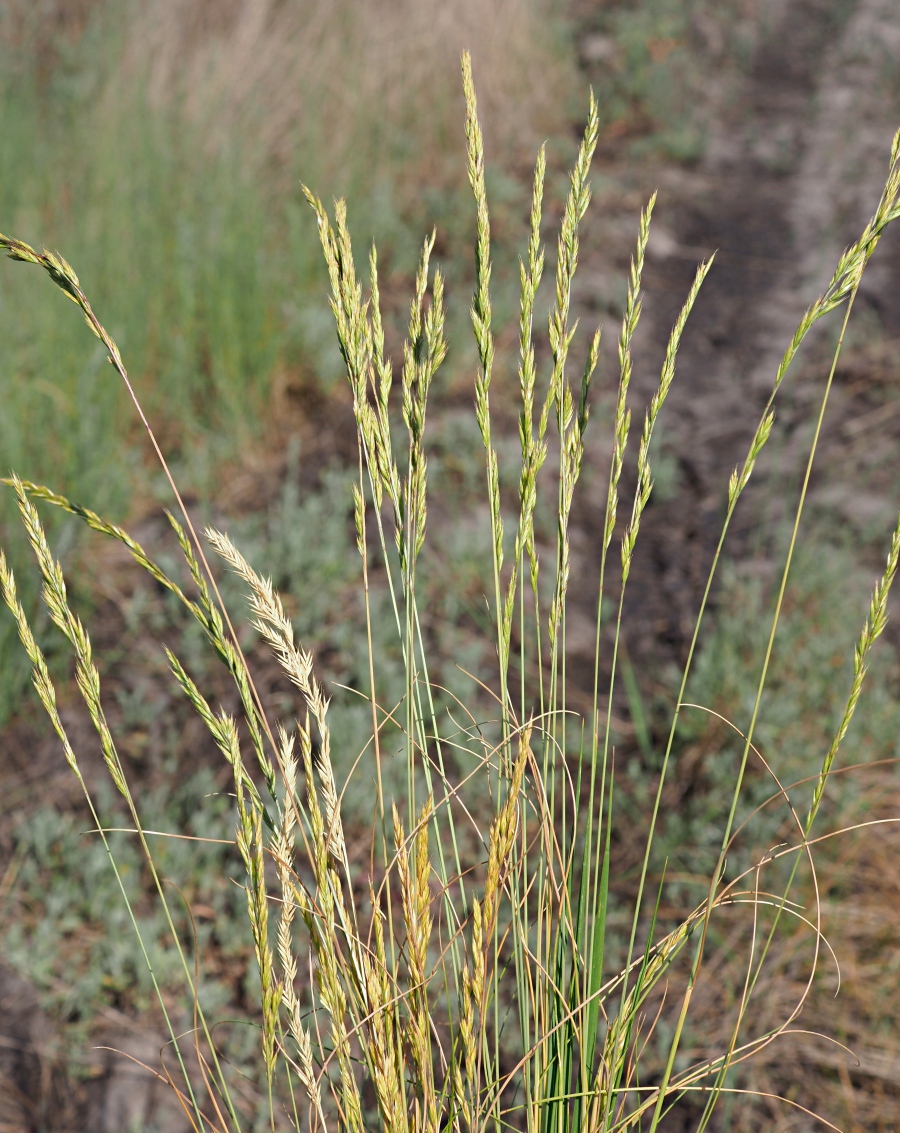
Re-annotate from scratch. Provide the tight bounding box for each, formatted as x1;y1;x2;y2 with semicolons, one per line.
124;0;577;170
4;0;579;197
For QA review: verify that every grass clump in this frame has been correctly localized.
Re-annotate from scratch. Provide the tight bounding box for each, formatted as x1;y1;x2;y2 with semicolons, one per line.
3;50;900;1132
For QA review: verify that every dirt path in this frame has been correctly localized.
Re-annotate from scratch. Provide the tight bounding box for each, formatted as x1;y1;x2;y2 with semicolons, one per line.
571;0;900;679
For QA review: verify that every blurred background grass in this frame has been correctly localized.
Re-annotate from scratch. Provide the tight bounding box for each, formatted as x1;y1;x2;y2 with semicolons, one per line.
0;0;583;725
0;0;578;480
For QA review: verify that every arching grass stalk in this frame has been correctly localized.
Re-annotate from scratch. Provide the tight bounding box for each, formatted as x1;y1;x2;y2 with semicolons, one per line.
0;233;279;757
0;485;220;1130
620;134;900;1073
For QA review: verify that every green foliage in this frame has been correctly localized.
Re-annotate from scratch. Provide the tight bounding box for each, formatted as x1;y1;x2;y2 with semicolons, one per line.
673;539;900;881
3;770;245;1020
585;0;759;161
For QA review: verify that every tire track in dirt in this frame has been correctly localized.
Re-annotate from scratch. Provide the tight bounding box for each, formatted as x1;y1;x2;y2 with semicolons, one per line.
570;0;900;681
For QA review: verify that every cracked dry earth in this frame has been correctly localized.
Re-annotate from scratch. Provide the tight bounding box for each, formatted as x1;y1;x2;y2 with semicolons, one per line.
5;0;900;1129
